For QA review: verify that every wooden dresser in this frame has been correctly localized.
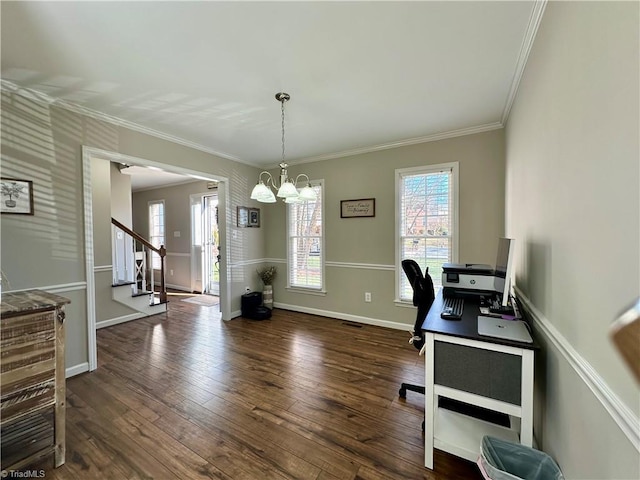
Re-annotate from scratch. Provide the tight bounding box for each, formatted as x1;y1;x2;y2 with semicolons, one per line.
1;290;70;471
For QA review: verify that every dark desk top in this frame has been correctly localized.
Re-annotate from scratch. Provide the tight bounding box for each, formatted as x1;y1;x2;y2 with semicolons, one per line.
421;290;539;350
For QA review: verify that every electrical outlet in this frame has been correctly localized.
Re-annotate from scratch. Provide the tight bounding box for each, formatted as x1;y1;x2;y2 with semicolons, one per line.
365;292;371;303
170;269;174;276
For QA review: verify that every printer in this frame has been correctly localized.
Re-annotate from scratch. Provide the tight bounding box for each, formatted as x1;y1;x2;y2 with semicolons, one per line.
442;263;497;298
443;238;516;304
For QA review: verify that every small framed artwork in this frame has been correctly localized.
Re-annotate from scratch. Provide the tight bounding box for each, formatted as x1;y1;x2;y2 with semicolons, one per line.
340;198;375;218
1;178;34;215
237;206;249;227
248;208;260;227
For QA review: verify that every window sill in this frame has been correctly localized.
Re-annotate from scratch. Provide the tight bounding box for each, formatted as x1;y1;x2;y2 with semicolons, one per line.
286;287;327;297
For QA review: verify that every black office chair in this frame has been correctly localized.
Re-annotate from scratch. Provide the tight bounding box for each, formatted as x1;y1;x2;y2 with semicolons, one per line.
399;260;435;429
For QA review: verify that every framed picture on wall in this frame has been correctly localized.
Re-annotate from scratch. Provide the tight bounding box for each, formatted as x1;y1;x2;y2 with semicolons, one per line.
340;198;375;218
1;178;34;215
237;206;249;227
248;208;260;227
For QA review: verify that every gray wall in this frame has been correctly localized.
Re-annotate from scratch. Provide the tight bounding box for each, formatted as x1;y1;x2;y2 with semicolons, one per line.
4;5;637;475
505;2;639;478
93;158;139;323
110;162;132;226
132;180;208;292
93;160;165;323
131;181;267;295
264;129;506;327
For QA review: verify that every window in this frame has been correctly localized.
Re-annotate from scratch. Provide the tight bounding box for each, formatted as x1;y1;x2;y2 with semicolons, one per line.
396;163;458;301
287;181;324;291
148;200;165;270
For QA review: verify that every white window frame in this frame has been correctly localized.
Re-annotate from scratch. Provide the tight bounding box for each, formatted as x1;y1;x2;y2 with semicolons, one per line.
148;199;165;270
395;163;459;304
286;179;326;295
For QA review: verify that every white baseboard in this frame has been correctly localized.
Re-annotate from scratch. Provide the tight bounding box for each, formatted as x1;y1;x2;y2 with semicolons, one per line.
230;309;242;320
66;362;89;378
166;283;192;292
96;312;145;330
273;302;409;331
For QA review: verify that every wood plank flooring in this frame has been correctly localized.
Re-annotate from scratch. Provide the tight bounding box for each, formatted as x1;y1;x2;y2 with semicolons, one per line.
33;293;483;479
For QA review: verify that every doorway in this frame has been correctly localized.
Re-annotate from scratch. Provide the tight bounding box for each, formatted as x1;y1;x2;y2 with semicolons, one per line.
191;192;220;297
82;146;232;373
203;193;220;296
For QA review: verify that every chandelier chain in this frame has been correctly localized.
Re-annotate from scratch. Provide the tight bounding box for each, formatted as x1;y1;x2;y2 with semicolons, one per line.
250;91;316;203
281;98;286;164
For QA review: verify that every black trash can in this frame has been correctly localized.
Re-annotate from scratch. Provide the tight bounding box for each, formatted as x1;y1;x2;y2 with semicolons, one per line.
241;292;272;320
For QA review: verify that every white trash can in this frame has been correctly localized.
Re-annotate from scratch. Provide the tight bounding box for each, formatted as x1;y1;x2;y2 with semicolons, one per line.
477;436;564;480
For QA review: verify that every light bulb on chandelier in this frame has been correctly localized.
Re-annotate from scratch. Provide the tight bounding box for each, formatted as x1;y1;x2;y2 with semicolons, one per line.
250;92;317;204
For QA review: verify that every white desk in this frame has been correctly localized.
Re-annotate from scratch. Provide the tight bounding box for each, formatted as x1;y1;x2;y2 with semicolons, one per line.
422;292;536;469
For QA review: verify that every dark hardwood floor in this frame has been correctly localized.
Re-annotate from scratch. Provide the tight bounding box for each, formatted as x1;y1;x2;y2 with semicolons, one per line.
34;293;483;479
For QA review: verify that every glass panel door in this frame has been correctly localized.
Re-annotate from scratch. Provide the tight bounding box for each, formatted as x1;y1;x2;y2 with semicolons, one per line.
203;194;219;296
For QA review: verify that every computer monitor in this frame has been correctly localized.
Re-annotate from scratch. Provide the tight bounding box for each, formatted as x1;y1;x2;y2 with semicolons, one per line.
494;238;515;307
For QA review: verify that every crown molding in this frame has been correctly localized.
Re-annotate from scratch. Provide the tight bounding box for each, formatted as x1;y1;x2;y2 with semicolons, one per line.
274;122;504;169
501;0;548;125
3;78;509;171
0;79;260;168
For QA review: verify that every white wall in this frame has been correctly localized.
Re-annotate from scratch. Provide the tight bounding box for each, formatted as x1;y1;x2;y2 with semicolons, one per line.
506;2;639;478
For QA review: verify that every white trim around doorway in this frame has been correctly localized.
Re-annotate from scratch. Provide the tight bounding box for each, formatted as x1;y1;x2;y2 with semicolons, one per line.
81;146;232;372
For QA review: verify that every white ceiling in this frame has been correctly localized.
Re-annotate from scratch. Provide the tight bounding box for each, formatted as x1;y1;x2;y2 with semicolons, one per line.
1;1;538;168
117;165;210;192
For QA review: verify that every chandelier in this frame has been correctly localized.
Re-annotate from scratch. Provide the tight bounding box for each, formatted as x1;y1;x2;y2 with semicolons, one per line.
250;92;317;204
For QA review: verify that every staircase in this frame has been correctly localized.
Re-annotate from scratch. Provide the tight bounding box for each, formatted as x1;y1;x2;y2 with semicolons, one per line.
111;218;168;317
111;282;167;316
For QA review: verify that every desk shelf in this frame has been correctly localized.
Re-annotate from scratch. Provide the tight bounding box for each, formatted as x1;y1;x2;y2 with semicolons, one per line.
434;406;520;463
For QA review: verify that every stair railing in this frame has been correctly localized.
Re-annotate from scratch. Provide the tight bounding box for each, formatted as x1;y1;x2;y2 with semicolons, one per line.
111;217;167;304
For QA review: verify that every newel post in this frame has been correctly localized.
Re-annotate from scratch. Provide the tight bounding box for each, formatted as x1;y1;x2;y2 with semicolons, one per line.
159;245;167;304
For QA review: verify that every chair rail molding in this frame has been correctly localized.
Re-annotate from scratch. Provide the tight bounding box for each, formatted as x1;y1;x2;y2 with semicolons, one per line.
515;286;640;452
263;258;395;271
6;282;87;294
326;261;395;271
